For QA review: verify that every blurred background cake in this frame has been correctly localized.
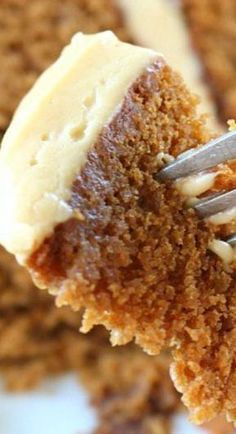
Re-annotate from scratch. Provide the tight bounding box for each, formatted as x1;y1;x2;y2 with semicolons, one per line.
0;1;236;433
1;0;227;132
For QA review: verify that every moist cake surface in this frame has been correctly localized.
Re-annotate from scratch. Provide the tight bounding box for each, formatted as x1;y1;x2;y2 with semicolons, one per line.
0;32;236;424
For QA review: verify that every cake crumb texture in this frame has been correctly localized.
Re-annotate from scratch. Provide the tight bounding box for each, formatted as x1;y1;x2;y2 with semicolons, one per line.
28;63;236;423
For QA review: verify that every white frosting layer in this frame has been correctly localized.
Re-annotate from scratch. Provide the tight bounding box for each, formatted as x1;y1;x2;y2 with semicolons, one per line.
176;172;217;197
176;171;235;263
209;240;236;265
209;207;236;225
0;31;158;261
117;0;219;130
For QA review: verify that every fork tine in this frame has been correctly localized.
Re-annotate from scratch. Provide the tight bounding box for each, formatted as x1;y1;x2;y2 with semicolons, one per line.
194;189;236;218
226;235;236;247
157;131;236;181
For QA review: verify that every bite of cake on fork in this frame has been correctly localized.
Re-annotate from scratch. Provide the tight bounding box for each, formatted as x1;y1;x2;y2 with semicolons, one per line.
0;32;235;424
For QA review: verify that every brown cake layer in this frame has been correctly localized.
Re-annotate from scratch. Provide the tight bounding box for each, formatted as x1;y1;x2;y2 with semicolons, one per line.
182;0;236;123
27;61;236;423
0;0;133;131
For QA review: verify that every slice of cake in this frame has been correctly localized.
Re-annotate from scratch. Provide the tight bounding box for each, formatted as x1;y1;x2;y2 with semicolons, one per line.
0;32;235;424
0;0;235;430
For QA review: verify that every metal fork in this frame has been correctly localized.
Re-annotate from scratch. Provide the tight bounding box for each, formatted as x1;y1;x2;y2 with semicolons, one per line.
157;131;236;247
